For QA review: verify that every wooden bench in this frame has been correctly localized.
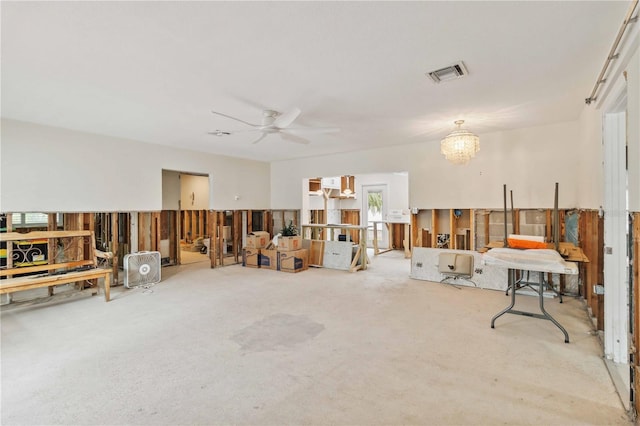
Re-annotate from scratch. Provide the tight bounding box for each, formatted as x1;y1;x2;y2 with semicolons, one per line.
0;230;112;302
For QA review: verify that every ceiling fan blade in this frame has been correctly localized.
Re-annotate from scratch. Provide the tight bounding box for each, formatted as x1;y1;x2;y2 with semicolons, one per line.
282;127;340;134
230;129;262;134
280;132;310;145
228;94;269;111
208;128;261;136
251;132;269;144
273;107;301;128
211;110;260;127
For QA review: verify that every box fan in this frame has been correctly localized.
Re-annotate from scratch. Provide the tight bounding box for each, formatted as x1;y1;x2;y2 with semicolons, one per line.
124;251;161;289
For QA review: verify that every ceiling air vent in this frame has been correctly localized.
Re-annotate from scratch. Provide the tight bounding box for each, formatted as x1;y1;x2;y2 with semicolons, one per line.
426;61;468;83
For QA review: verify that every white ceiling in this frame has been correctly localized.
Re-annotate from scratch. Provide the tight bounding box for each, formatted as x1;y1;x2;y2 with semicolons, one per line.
1;1;631;162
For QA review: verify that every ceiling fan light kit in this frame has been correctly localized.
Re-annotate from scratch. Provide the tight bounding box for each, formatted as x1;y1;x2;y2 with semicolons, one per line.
440;120;480;165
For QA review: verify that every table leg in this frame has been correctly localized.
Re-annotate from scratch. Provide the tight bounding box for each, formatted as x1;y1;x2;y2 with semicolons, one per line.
373;223;379;255
491;269;569;343
103;271;111;302
537;273;569;343
360;227;368;270
491;269;517;328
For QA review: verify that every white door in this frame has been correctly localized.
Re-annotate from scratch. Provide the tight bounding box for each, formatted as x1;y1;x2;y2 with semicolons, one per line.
362;184;388;248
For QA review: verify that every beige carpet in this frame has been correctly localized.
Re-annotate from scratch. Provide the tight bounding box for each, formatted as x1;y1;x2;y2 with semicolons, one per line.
1;251;630;425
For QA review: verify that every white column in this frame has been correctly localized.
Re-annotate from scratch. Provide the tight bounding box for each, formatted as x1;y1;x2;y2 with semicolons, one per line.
603;111;628;364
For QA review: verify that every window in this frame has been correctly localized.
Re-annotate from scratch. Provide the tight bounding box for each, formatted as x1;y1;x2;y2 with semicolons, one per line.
10;213;62;228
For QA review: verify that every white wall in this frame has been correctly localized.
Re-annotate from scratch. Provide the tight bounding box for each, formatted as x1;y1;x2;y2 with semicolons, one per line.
162;170;180;210
180;174;209;210
577;103;604;209
0;119;271;212
339;172;409;212
578;26;639;211
271;120;588;210
628;46;639;212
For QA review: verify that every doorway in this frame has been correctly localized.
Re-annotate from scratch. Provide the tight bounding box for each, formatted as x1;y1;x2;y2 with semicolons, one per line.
162;170;211;265
362;184;388;249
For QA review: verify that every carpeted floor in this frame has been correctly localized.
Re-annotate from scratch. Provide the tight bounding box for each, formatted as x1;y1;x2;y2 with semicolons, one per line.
1;251;631;425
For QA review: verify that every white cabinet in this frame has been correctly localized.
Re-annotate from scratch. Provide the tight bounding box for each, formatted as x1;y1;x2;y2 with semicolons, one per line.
321;177;341;190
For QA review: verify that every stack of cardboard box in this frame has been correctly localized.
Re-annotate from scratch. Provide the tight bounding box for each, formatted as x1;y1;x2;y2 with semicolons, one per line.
242;232;309;273
276;236;308;273
242;231;269;268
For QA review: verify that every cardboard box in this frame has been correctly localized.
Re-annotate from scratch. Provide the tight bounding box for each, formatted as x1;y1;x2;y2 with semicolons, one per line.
279;249;309;273
259;249;278;270
278;235;302;251
246;231;270;249
242;248;261;268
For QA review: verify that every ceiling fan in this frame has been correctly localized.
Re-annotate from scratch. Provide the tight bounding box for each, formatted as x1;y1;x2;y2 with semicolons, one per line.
208;107;338;145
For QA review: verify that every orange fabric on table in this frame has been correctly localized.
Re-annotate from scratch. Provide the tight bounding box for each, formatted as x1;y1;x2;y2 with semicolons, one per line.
507;238;548;249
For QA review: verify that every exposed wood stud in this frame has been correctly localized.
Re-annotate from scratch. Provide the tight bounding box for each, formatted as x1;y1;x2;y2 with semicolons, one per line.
47;213;57;296
199;211;205;239
265;211;273;236
208;210;216;268
151;212;160;252
632;212;639;418
449;209;456;249
411;212;419;249
218;211;225;267
579;210;603;330
470;209;476;250
341;210;360;243
484;211;490;248
431;209;438;248
47;213;57;231
111;213;119;285
233;210;241;263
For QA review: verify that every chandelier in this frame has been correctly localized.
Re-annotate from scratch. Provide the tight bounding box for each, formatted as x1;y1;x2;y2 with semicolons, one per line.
440;120;480;165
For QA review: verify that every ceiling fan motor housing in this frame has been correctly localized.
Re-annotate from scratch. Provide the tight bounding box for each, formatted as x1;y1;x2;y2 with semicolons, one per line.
262;110;278;127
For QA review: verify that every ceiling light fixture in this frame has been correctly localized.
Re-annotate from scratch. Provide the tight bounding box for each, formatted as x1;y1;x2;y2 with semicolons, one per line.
440;120;479;165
